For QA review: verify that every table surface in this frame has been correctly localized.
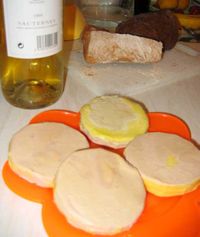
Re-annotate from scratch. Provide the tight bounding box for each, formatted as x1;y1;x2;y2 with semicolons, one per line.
0;41;200;237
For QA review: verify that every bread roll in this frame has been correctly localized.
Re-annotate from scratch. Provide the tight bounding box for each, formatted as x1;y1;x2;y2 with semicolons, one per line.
82;26;163;64
116;10;180;50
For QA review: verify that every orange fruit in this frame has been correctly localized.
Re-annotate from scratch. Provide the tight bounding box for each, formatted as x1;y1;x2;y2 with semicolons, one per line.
157;0;178;9
177;0;190;10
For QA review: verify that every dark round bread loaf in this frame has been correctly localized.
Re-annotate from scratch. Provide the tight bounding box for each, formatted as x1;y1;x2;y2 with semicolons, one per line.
116;10;180;50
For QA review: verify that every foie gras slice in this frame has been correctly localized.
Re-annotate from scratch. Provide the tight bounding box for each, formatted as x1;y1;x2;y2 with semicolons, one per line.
54;148;146;235
9;122;89;187
124;132;200;196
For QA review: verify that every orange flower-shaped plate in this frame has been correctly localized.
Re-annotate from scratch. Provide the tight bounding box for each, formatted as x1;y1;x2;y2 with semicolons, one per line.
2;110;200;237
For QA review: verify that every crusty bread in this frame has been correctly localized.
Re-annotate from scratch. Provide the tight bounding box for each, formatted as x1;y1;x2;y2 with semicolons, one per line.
82;26;163;64
116;10;180;51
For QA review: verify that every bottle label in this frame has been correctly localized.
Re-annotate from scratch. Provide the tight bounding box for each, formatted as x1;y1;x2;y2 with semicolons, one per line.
3;0;63;59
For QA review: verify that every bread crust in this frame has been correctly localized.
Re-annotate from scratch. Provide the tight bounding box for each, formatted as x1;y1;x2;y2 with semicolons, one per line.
116;10;180;50
82;26;163;64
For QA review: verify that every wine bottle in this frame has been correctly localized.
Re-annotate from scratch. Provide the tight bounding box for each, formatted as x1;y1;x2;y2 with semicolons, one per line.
1;0;65;109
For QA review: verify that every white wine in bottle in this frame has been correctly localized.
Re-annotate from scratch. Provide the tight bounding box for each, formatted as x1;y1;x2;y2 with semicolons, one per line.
1;0;65;109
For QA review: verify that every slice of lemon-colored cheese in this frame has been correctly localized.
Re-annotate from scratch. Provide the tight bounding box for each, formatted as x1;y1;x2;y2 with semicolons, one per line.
124;132;200;197
80;95;149;148
54;148;146;235
8;122;89;187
